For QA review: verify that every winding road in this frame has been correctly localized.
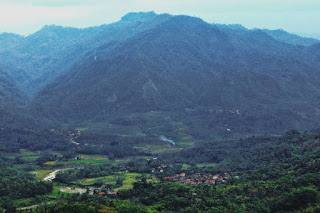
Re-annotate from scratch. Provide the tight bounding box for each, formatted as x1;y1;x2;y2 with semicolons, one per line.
43;168;74;181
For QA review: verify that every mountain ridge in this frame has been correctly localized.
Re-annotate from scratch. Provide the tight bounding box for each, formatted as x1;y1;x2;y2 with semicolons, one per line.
1;12;320;138
27;13;320;138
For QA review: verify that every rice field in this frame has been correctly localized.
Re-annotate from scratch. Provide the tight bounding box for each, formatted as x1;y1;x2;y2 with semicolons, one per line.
44;161;56;165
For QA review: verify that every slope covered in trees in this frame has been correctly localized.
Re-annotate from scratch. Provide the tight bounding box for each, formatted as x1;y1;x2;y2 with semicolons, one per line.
29;14;320;138
1;12;320;137
0;12;171;98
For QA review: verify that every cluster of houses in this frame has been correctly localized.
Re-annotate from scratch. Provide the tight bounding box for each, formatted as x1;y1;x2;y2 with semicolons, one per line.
98;191;117;196
151;163;173;173
165;172;237;185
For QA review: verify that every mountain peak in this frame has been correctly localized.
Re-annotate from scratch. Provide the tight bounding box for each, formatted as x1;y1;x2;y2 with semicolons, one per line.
121;11;157;22
214;23;248;31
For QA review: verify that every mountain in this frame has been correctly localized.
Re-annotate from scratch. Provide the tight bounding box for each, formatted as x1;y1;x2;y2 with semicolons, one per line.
0;64;28;127
297;32;320;40
0;63;57;128
214;23;248;31
0;66;23;104
262;29;320;46
0;11;171;98
213;24;320;47
29;14;320;138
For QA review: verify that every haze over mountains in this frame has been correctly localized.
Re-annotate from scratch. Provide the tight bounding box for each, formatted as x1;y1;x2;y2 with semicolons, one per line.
1;11;320;138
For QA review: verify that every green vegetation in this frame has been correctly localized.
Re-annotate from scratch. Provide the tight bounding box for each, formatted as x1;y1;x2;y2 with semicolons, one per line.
0;160;53;211
1;129;320;212
31;170;54;180
2;11;320;213
59;157;109;166
196;163;216;168
77;176;117;186
181;163;191;170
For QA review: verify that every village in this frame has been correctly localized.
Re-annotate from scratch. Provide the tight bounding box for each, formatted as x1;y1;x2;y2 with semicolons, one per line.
149;162;238;186
165;172;233;185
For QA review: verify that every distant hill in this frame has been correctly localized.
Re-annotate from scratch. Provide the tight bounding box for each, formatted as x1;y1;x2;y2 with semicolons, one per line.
297;32;320;40
262;29;320;46
28;13;320;138
213;24;320;46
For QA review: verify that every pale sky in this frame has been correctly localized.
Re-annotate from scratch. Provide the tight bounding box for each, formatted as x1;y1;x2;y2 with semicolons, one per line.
0;0;319;37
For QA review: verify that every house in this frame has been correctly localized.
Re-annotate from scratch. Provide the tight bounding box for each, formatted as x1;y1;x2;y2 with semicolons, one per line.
180;173;186;177
98;192;106;196
209;180;215;184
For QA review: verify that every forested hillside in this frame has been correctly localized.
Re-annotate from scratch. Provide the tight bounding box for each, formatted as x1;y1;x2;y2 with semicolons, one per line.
29;14;320;138
0;12;170;98
0;12;319;138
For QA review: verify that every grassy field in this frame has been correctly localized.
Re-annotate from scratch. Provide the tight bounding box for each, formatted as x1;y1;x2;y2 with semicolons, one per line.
182;163;191;170
47;184;71;198
44;161;56;165
58;154;109;165
76;175;116;186
30;170;54;180
196;163;216;168
20;149;40;161
13;198;33;206
75;172;149;191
